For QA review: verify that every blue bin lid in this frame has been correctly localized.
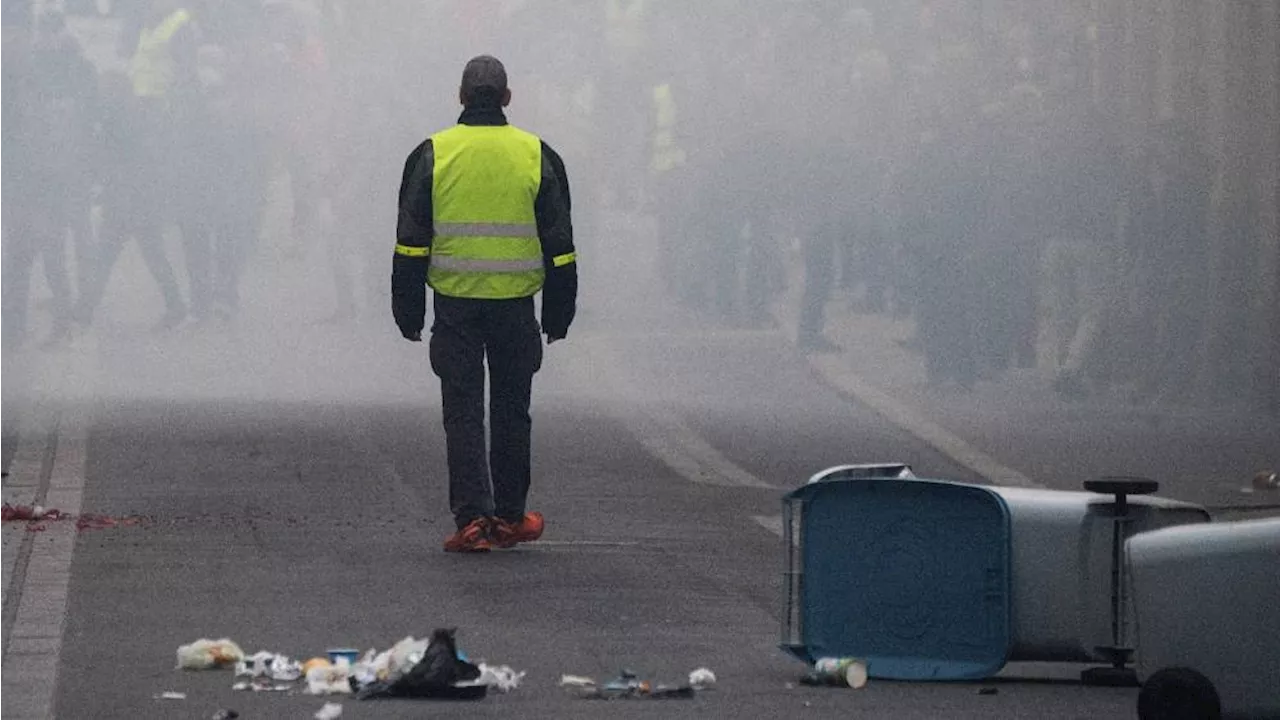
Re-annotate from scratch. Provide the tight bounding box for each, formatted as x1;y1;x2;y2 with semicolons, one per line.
784;478;1011;680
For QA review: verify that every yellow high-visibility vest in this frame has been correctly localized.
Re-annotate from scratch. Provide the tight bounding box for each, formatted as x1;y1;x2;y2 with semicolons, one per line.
650;83;686;174
129;8;192;98
427;124;545;300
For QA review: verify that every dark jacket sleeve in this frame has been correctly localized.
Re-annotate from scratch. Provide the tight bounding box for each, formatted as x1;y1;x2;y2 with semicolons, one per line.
392;140;433;337
536;141;577;339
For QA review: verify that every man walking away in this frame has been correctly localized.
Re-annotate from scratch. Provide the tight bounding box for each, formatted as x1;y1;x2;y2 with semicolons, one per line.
393;56;578;553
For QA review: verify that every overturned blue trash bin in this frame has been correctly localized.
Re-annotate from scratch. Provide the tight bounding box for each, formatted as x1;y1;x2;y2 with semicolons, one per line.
780;476;1013;680
781;467;1211;681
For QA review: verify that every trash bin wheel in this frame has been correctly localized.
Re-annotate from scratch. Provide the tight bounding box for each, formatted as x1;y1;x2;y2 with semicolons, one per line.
1137;667;1221;720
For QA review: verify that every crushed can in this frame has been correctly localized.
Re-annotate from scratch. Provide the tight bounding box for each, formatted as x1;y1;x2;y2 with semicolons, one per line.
801;658;868;688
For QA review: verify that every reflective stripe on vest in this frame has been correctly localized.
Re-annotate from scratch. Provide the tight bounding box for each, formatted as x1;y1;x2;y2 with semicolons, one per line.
429;124;544;299
394;243;429;258
130;9;192;98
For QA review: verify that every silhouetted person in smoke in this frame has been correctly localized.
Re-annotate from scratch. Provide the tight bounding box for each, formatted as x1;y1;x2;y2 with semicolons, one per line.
2;10;96;349
75;73;187;330
901;121;987;389
0;7;28;348
1032;111;1126;398
1129;121;1211;402
977;91;1044;376
686;134;783;328
188;43;265;323
796;142;863;352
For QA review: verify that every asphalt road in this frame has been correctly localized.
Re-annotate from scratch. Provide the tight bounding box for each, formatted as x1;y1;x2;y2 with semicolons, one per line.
1;299;1151;720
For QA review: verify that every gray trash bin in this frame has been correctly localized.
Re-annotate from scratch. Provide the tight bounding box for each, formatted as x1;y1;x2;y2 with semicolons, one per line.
990;486;1210;665
1129;518;1280;720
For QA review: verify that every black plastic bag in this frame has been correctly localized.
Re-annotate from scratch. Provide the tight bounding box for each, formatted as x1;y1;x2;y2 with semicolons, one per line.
356;628;486;701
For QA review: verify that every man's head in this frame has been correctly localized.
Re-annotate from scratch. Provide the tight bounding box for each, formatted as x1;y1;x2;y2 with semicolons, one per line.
459;55;510;109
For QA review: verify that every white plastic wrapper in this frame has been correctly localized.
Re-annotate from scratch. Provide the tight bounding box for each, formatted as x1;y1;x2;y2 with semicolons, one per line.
313;702;343;720
473;663;526;692
175;638;245;670
271;655;302;681
558;674;597;688
304;664;353;695
689;667;717;689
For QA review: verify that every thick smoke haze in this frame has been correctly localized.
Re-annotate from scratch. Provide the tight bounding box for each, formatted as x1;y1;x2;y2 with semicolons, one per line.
2;0;1277;415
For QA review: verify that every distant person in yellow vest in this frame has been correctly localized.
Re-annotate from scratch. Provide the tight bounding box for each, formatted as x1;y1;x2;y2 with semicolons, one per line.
125;0;201;330
393;56;578;553
129;0;196;100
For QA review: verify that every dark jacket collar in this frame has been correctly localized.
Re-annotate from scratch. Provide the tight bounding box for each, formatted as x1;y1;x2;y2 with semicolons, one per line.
458;106;508;126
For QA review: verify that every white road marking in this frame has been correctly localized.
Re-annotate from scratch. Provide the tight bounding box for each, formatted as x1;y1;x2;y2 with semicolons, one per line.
2;340;96;720
626;410;777;489
568;339;777;490
753;515;784;537
807;353;1043;489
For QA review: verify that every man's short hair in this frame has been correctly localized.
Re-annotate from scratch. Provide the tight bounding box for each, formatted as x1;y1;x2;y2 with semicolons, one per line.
460;55;508;107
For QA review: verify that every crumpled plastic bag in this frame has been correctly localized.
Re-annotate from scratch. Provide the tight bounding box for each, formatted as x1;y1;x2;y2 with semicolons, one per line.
176;638;245;670
386;636;429;678
355;628;485;700
471;663;525;692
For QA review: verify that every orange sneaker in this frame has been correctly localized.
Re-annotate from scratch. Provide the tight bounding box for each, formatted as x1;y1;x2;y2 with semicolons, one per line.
490;512;544;548
443;518;492;553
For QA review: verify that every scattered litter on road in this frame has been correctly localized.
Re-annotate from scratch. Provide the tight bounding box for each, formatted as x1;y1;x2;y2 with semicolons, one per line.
314;702;343;720
799;657;868;689
1;503;148;532
562;669;699;700
177;638;245;670
978;687;999;695
210;710;239;720
154;691;187;700
172;629;522;707
1253;471;1278;492
689;667;717;689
